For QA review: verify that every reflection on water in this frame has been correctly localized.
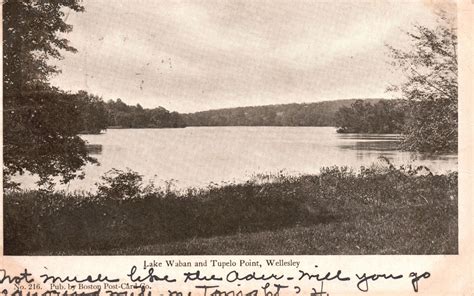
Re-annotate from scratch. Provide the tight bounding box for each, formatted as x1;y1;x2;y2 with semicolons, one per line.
337;134;402;141
337;132;458;162
338;140;401;151
85;144;103;155
15;127;458;191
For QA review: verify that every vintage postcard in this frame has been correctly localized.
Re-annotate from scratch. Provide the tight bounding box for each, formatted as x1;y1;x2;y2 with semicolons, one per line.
1;0;473;295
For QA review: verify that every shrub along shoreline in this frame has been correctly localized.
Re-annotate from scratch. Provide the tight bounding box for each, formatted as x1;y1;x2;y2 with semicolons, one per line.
4;164;457;255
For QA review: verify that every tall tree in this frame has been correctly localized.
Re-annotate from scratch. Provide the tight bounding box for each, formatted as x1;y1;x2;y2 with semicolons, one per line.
386;11;457;152
3;0;93;189
3;0;84;92
3;91;97;188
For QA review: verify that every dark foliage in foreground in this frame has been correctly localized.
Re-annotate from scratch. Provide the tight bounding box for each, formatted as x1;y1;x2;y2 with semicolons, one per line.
3;91;97;190
4;165;457;255
3;0;95;190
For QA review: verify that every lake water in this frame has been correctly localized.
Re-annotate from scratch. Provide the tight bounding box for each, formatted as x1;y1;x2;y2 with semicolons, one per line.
16;127;458;191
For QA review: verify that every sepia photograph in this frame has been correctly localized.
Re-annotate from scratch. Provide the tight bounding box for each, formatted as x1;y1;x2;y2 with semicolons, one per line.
3;0;458;256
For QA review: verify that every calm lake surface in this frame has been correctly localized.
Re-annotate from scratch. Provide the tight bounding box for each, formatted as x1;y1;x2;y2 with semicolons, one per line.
17;127;458;191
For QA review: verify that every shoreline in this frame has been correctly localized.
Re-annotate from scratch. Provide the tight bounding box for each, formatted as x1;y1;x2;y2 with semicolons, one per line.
4;165;458;255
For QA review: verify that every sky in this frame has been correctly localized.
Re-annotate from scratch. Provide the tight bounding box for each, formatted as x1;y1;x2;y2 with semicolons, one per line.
51;0;449;113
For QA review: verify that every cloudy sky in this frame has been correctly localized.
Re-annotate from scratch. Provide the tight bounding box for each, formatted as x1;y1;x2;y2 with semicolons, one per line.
51;0;447;113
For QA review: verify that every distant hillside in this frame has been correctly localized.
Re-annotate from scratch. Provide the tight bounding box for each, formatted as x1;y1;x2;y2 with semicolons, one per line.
182;99;383;127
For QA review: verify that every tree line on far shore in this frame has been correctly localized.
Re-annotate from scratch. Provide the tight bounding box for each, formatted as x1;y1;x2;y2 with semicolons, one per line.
75;97;385;133
76;91;185;134
74;96;406;135
181;99;379;127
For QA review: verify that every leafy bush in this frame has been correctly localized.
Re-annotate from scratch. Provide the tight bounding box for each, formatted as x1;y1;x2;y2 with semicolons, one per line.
96;168;152;200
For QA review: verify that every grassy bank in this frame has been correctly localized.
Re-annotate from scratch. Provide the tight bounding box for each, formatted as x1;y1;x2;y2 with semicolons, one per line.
4;164;457;255
65;204;456;255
